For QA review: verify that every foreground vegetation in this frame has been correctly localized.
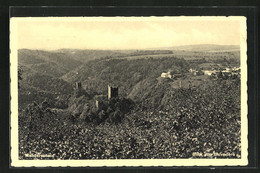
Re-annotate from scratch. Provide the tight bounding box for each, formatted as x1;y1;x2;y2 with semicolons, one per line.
19;78;241;159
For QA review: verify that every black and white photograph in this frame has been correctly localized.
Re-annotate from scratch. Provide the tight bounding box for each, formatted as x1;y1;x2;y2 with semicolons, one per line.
10;17;247;167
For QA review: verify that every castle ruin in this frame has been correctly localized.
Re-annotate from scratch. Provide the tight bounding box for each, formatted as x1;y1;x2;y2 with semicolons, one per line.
75;82;82;89
108;85;118;100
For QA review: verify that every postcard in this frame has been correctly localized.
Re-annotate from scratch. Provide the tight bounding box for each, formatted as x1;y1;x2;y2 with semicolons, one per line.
10;16;247;167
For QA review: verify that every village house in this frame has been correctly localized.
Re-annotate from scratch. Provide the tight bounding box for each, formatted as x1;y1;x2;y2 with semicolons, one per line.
161;71;174;79
189;66;240;79
189;68;195;73
222;67;232;73
194;70;204;76
189;68;204;76
232;67;240;72
203;70;216;76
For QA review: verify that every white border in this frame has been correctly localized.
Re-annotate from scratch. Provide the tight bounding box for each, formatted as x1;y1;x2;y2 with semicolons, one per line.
10;16;248;167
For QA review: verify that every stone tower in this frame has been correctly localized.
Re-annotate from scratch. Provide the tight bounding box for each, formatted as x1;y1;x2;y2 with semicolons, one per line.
75;82;82;89
108;85;118;100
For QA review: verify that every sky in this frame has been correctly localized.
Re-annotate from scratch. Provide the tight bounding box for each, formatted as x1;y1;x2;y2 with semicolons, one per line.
14;17;243;50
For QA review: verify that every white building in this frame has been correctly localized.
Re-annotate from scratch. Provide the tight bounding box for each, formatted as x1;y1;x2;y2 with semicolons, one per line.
189;68;195;73
232;67;240;72
161;72;173;79
223;67;231;73
203;70;216;76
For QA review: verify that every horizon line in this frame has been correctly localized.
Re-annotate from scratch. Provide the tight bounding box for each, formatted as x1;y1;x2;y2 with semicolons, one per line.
18;44;240;51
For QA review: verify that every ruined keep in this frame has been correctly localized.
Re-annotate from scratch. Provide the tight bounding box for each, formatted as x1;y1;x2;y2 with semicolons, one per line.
75;82;82;89
108;85;118;100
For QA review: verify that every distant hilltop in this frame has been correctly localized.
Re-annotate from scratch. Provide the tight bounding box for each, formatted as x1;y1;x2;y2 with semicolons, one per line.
146;44;240;52
19;44;240;52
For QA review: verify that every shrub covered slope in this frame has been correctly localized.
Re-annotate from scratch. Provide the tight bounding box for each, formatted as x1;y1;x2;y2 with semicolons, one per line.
18;49;241;159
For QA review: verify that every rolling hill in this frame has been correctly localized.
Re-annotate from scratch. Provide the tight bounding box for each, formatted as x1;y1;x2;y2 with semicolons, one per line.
61;57;189;97
18;44;240;109
150;44;240;52
18;50;78;109
19;49;82;77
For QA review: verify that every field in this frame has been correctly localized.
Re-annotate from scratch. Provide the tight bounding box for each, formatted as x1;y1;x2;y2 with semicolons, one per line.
17;45;241;160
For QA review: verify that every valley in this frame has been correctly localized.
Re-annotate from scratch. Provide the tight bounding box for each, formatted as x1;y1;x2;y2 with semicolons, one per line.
18;44;241;159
